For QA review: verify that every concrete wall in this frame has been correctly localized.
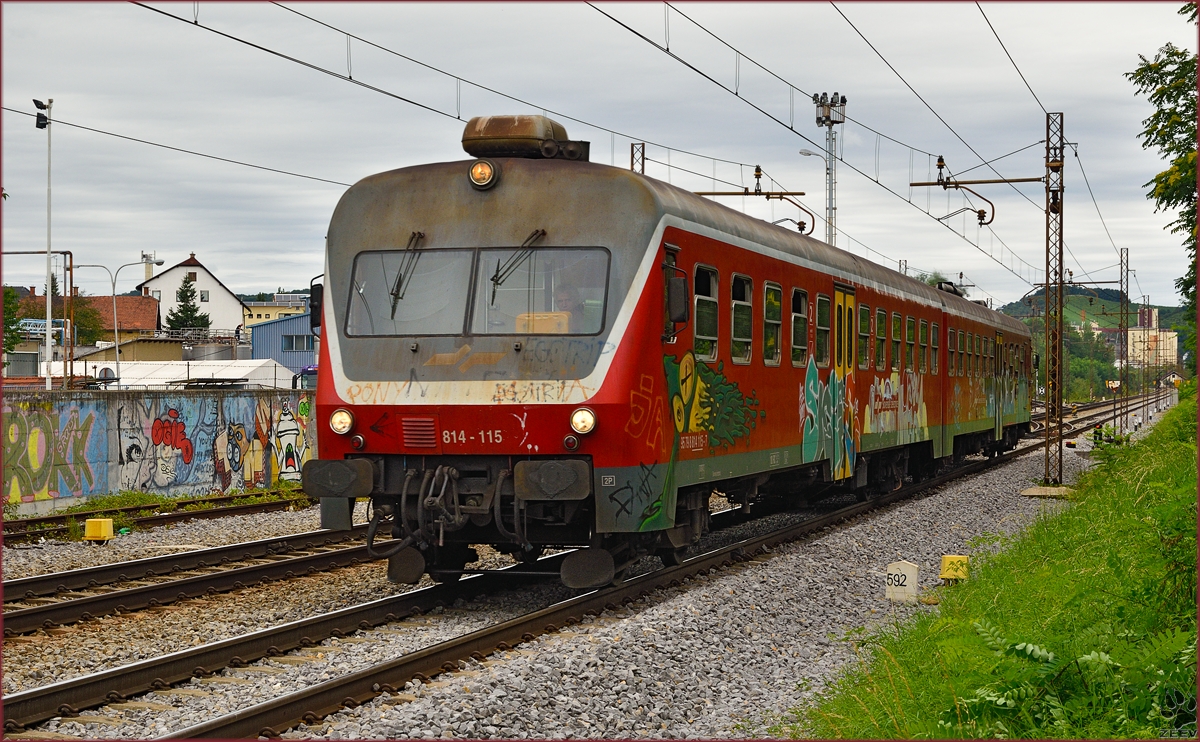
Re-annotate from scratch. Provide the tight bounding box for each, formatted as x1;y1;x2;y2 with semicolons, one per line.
3;389;316;514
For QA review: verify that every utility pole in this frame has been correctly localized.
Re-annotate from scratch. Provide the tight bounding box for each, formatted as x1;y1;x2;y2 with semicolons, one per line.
908;112;1061;485
812;92;846;247
1043;113;1065;485
1118;247;1129;437
630;143;645;175
35;98;53;390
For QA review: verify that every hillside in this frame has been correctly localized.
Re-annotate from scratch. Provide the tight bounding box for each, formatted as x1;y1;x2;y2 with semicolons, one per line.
999;288;1183;331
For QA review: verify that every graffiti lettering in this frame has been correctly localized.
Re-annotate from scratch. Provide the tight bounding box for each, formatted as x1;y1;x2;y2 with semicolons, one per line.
490;379;594;405
152;409;195;465
3;408;98;502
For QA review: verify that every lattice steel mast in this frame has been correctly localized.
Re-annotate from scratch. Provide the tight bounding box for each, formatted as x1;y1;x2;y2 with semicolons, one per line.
1043;113;1065;485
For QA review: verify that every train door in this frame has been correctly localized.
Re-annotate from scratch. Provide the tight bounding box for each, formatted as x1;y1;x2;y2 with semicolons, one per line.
993;332;1004;441
832;286;857;480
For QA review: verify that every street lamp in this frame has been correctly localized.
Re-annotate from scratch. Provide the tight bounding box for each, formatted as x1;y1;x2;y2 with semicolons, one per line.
798;149;831;245
34;98;52;389
78;256;164;387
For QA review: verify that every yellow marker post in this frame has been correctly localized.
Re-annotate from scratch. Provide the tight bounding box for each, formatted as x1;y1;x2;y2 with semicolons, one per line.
939;555;968;584
84;518;114;543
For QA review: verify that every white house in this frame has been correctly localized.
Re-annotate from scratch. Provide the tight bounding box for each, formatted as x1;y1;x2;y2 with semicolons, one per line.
136;253;247;332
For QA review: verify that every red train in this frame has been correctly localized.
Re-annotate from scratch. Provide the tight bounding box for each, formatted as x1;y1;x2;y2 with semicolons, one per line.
302;115;1032;587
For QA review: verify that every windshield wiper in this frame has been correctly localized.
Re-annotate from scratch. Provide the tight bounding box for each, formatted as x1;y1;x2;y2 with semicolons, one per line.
489;229;546;305
389;231;425;319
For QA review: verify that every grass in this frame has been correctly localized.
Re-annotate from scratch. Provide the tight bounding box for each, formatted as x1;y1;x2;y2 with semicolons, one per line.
774;383;1197;739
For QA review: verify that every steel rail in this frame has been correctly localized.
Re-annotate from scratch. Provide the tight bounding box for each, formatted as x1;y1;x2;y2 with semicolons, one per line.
1;557;567;732
3;542;373;635
6;392;1173;733
161;447;1038;739
4;526;369;601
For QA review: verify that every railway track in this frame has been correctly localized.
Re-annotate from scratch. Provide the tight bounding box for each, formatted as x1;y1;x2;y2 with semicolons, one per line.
2;435;1067;736
2;526;369;635
4;390;1173;735
3;492;315;544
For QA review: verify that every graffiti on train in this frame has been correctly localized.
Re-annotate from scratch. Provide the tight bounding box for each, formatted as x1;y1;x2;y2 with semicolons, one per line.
4;403;106;503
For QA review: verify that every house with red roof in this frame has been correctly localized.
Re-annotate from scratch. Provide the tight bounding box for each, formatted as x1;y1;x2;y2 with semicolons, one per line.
135;253;248;333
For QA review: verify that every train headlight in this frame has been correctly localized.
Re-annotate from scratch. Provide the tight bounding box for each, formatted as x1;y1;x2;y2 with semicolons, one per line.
570;407;596;435
329;408;355;435
469;159;498;189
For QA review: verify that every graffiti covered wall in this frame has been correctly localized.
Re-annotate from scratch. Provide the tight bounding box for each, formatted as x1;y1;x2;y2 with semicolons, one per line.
4;390;315;507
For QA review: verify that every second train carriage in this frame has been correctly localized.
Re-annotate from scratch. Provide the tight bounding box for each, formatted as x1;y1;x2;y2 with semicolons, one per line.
302;115;1033;587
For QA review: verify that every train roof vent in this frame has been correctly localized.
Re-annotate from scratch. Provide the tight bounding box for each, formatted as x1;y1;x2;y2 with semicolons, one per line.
936;281;964;297
462;115;590;161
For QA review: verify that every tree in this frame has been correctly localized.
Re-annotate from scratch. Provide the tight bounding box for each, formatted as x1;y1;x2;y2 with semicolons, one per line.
1126;3;1197;354
3;287;21;362
166;274;211;330
15;289;106;346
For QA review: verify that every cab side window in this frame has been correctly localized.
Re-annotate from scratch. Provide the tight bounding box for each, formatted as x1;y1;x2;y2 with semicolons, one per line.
815;295;831;367
875;308;886;371
791;289;809;367
905;316;916;372
891;312;902;371
857;304;870;369
919;319;929;374
931;322;939;375
731;275;753;364
763;283;782;366
694;266;719;361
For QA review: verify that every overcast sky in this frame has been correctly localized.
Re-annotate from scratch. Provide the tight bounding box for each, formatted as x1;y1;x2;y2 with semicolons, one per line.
3;2;1194;309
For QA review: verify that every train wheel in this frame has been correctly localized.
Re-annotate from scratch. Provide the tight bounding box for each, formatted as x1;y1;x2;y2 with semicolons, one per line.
427;545;478;583
656;547;688;566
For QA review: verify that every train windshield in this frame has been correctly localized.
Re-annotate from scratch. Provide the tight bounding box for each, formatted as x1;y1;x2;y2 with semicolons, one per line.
344;247;608;337
471;247;608;335
346;249;474;336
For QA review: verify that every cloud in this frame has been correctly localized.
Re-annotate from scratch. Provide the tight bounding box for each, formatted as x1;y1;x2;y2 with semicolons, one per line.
3;2;1192;307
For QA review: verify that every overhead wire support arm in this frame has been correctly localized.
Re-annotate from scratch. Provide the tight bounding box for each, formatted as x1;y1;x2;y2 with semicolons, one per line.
910;155;1042;226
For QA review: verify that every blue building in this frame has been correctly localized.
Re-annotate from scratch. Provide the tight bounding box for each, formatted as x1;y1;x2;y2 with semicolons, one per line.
250;312;317;375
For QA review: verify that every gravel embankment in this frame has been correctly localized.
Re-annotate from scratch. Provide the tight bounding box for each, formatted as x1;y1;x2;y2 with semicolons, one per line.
17;398;1177;739
2;502;368;581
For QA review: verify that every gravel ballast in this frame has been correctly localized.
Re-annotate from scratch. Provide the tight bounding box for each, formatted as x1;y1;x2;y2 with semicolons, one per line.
13;397;1177;739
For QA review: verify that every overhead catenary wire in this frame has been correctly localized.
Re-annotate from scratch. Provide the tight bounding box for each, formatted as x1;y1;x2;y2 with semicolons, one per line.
590;2;1039;286
1;106;352;187
976;2;1047;115
136;2;1011;299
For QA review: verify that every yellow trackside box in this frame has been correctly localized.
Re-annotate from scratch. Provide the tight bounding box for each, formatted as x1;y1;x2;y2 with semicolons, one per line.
84;518;114;542
939;555;969;581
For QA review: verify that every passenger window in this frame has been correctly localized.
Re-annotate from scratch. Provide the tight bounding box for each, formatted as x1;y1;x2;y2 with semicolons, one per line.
835;301;844;367
815;295;831;367
694;266;718;361
763;283;782;366
791;289;809;367
891;313;902;371
947;327;956;375
975;334;982;376
931;322;939;375
857;304;870;369
919;320;928;374
958;330;965;376
905;317;915;372
875;308;886;371
731;275;752;364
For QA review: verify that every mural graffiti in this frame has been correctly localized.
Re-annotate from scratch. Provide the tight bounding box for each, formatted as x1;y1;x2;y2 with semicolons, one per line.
797;355;859;476
4;391;315;507
862;370;927;445
4;404;105;503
